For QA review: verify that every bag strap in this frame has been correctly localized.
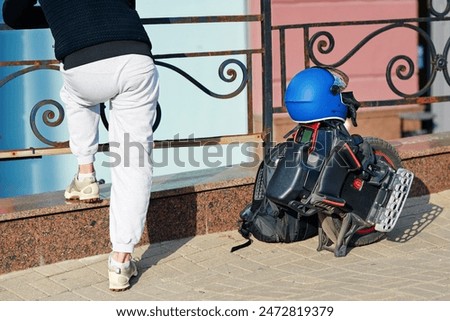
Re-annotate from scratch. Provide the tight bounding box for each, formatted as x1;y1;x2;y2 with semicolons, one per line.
230;239;252;253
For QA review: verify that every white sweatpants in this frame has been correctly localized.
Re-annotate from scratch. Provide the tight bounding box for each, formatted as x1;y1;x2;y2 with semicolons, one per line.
60;54;159;253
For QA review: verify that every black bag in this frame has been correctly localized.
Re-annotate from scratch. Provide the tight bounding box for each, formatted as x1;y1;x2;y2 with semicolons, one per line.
232;145;318;252
238;198;318;243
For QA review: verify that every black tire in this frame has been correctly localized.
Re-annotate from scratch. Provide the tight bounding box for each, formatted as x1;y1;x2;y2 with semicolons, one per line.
336;136;402;247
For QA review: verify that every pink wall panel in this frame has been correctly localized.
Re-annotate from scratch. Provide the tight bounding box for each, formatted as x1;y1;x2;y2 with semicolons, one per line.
251;0;419;114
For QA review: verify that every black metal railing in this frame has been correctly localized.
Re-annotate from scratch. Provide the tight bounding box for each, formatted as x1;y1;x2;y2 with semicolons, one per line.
1;0;450;162
0;0;273;160
272;0;450;126
274;16;450;110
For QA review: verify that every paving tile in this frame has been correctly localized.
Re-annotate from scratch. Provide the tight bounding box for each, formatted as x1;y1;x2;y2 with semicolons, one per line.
394;286;443;300
165;256;208;275
0;272;49;300
42;290;89;301
0;286;23;300
0;269;43;282
32;264;67;277
78;254;108;267
132;283;179;300
55;259;87;272
29;277;69;296
214;276;260;290
141;261;184;280
85;260;108;278
73;285;117;301
185;233;235;250
49;266;106;290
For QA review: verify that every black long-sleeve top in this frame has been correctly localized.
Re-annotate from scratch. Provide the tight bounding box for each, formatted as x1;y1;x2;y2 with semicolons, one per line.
2;0;152;69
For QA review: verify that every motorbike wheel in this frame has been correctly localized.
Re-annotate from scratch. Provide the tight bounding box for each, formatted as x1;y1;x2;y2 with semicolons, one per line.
335;136;403;247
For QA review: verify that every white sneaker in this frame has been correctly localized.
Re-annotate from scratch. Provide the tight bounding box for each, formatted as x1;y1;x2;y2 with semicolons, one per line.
108;254;139;291
64;175;100;202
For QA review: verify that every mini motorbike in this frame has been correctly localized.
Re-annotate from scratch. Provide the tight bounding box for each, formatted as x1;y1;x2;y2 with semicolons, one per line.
237;67;414;257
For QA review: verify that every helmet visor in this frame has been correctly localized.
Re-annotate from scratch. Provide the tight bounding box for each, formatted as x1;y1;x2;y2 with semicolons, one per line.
326;67;349;95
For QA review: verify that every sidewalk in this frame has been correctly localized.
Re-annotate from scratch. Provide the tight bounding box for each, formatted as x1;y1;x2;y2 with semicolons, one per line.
1;190;449;301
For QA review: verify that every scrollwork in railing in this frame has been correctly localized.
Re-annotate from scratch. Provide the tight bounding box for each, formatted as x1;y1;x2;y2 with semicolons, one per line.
1;56;249;149
29;99;68;147
441;38;450;85
0;61;68;147
386;55;420;97
428;0;450;18
155;58;248;99
307;22;443;98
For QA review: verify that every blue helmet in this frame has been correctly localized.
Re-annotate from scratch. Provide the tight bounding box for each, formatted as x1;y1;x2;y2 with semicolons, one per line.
285;67;349;123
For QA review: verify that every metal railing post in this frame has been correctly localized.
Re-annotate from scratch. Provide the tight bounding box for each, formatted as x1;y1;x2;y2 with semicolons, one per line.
261;0;273;154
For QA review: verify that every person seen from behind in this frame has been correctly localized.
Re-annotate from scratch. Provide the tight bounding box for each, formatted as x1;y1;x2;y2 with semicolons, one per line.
2;0;159;291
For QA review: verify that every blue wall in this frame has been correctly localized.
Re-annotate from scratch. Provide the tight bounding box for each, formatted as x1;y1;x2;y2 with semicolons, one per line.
0;6;79;197
0;0;250;198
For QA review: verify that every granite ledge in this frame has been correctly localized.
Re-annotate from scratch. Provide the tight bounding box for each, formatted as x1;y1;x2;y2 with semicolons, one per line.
0;165;258;223
390;131;450;159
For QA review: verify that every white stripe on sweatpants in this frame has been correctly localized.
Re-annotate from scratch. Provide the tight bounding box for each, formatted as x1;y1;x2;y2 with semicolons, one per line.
60;54;159;253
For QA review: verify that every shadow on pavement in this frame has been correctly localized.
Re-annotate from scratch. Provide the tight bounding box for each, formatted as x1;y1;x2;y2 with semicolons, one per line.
387;191;444;243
